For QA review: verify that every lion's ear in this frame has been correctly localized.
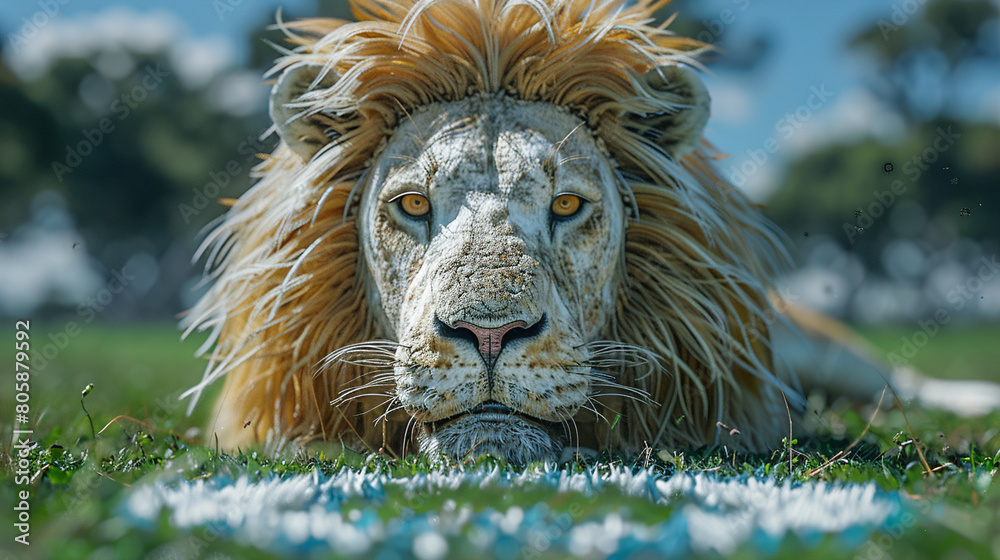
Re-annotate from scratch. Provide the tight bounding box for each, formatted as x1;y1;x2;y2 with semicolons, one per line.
270;62;340;161
629;64;710;159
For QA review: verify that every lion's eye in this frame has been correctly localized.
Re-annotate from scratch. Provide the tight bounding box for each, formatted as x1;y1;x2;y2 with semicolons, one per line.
395;193;431;218
551;193;584;219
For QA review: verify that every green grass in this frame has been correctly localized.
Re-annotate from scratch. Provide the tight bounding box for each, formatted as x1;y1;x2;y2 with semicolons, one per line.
2;322;218;432
1;321;999;559
855;323;1000;381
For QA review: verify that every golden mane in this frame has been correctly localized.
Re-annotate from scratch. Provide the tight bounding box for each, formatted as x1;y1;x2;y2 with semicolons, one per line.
182;0;799;454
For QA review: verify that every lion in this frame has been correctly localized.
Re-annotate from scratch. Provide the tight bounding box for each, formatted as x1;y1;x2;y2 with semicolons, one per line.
181;0;1000;461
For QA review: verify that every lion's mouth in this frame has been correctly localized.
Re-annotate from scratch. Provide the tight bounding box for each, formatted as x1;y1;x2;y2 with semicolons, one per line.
428;400;556;431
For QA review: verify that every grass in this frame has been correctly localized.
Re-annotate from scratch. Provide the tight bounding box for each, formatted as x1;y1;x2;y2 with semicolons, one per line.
855;323;1000;381
1;321;999;559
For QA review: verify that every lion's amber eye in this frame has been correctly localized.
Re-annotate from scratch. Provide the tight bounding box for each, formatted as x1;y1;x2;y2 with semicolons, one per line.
397;193;430;218
551;193;583;218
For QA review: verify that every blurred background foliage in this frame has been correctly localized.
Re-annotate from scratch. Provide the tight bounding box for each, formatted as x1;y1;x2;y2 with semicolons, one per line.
763;0;1000;323
0;0;997;326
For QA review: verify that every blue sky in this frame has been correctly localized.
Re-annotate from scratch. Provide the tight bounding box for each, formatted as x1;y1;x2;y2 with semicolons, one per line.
3;0;998;199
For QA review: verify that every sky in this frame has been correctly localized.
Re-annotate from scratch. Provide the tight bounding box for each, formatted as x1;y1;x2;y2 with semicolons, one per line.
2;0;999;201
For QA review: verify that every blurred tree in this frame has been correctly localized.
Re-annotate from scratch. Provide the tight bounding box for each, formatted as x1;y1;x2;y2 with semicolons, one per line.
850;0;999;123
0;1;360;319
766;120;1000;264
0;42;62;227
663;0;772;71
246;0;354;71
0;37;273;319
765;0;1000;297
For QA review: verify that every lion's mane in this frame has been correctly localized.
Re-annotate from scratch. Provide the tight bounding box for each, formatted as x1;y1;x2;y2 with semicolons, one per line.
182;0;799;455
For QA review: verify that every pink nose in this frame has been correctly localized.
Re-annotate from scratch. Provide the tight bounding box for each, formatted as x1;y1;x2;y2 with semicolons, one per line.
453;320;528;370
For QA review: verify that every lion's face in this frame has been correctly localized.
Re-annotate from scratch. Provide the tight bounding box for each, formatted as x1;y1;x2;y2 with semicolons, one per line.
359;96;625;461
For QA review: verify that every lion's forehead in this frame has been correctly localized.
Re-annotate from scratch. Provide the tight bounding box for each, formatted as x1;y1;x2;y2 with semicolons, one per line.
384;96;609;205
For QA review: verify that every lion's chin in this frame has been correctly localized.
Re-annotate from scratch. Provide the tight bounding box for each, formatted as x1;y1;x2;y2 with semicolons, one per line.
416;413;562;464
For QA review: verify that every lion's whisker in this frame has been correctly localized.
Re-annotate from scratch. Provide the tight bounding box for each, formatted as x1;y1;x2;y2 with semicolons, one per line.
363;394;397;419
322;340;405;362
374;400;405;428
323;368;396;387
556;414;579;452
322;350;399;364
327;358;397;369
590;379;652;397
580;399;610;427
334;376;396;391
402;414;419;456
590;380;657;403
590;390;656;408
331;379;396;400
330;388;394;406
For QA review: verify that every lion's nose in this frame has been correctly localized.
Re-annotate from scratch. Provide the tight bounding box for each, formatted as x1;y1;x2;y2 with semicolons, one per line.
437;316;545;371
